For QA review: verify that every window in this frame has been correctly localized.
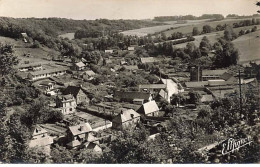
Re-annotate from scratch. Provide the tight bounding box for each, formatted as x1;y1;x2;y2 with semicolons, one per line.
70;108;73;111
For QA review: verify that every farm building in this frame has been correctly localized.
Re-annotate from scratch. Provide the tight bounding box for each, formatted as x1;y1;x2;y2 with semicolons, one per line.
56;94;77;115
112;109;141;130
27;67;67;81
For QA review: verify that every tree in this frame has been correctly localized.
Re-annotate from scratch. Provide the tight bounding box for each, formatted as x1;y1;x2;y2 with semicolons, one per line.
22;147;50;163
192;27;200;36
0;44;18;76
188;91;201;105
170;94;186;107
51;144;73;163
202;25;212;34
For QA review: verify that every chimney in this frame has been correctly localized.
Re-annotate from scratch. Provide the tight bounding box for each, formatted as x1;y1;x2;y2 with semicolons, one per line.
130;114;134;119
78;125;84;131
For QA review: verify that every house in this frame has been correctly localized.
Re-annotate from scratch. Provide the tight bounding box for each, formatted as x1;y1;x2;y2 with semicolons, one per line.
27;67;67;81
21;33;29;43
120;60;127;65
56;94;77;115
114;91;152;103
73;62;86;71
155;89;169;101
140;57;155;64
112;109;141;130
137;100;159;117
38;81;56;95
83;70;96;81
202;70;227;81
63;85;90;105
105;49;113;54
128;46;135;51
18;63;42;72
28;126;53;154
66;123;93;148
158;79;180;102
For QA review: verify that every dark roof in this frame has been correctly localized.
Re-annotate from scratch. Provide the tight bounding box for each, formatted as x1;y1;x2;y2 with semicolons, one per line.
220;72;236;82
185;81;208;88
57;94;74;101
114;91;150;101
63;86;86;98
202;70;227;76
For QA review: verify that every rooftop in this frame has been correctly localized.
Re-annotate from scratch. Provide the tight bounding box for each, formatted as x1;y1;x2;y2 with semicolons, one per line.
202;70;227;76
29;67;67;76
68;123;92;136
113;109;140;123
141;57;155;64
137;100;159;115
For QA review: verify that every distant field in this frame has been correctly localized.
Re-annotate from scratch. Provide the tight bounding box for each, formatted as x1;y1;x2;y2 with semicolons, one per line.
120;19;211;37
162;17;260;37
58;33;75;40
172;25;260;48
233;30;260;63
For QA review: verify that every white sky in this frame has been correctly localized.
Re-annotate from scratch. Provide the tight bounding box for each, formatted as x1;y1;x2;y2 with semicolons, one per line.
0;0;259;20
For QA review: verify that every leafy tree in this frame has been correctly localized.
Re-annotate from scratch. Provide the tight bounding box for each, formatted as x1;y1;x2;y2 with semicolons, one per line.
170;93;186;107
192;27;200;36
188;91;201;105
22;147;50;163
51;144;73;163
0;44;18;76
202;25;213;34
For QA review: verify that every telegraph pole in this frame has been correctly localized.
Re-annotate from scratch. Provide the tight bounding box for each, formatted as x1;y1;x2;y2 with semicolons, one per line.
239;70;243;116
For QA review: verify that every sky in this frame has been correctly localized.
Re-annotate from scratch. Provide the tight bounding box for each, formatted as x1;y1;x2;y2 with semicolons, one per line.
0;0;259;20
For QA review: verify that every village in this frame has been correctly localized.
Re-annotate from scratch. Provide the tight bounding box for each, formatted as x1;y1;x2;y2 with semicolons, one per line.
0;9;260;163
0;28;255;162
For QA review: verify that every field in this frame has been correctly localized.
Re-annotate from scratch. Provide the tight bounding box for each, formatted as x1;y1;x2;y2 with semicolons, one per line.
233;30;260;64
58;33;75;40
172;25;260;48
162;17;260;37
120;19;211;37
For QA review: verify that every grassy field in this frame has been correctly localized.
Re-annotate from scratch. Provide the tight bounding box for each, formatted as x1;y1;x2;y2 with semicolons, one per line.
162;17;260;37
58;33;75;40
233;30;260;64
120;19;211;37
172;25;260;48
